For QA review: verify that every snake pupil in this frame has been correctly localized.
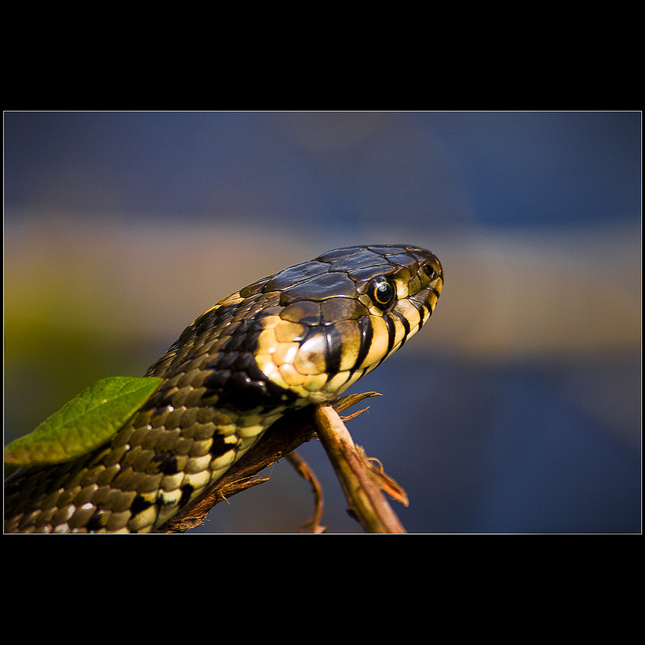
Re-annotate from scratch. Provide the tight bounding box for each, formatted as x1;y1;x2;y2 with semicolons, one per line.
370;276;395;309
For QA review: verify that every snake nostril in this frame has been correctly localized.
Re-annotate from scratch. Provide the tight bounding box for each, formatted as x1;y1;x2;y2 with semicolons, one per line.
422;263;437;281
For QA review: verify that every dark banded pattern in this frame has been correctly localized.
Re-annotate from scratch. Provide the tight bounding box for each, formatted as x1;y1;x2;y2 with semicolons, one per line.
5;244;443;533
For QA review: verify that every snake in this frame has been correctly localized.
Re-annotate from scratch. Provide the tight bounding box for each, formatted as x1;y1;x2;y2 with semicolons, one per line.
4;244;443;533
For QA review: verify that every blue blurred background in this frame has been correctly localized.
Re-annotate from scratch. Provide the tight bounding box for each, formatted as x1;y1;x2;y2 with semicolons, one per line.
4;111;641;533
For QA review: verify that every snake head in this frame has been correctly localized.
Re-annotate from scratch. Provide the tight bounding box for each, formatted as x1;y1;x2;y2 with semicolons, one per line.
252;244;443;404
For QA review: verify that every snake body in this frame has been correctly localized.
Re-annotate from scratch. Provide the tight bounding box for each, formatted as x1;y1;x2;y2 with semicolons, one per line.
5;244;443;533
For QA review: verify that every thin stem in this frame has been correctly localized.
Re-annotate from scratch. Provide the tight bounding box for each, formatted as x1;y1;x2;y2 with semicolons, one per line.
313;404;406;534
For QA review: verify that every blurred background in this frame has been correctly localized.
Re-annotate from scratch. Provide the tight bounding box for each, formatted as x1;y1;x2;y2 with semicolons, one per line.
4;111;641;533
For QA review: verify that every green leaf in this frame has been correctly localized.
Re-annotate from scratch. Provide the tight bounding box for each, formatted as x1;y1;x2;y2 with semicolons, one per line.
4;376;163;468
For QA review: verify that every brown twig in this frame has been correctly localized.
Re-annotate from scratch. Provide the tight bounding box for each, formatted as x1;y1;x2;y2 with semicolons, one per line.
286;452;325;533
158;391;403;533
313;404;407;534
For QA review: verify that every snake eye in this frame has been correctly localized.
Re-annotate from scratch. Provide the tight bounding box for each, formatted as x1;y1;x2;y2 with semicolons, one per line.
369;276;396;309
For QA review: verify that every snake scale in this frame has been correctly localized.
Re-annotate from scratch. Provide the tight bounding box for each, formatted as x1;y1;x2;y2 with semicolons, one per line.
4;244;443;533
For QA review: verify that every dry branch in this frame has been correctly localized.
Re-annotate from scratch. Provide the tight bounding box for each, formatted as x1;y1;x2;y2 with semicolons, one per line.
159;392;406;533
313;405;407;533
